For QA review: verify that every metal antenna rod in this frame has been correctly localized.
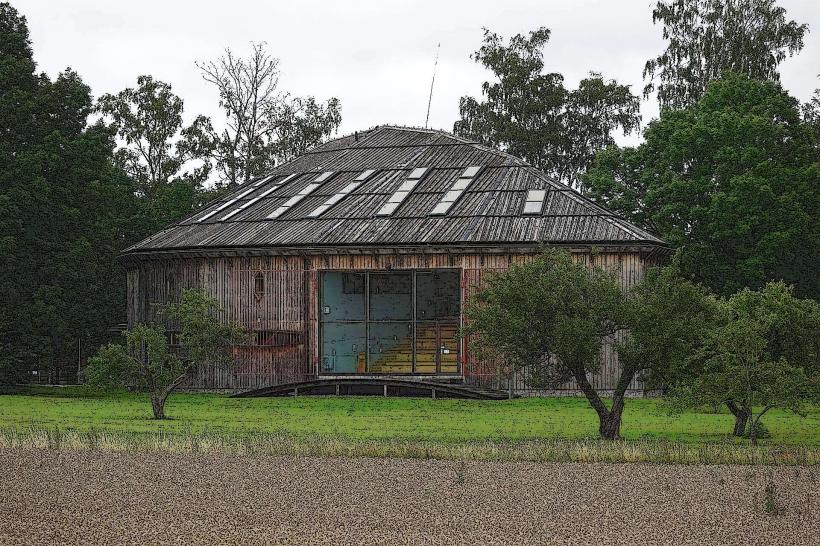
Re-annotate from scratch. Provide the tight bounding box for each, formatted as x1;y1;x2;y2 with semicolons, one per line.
425;43;440;129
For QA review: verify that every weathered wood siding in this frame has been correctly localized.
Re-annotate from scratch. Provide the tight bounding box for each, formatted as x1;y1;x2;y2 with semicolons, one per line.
125;248;663;392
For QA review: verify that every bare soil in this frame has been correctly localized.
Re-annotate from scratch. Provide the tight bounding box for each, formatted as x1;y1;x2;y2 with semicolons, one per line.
1;449;818;545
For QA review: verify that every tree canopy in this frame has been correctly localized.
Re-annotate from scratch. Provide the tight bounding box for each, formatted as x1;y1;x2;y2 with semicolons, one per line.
583;74;820;299
85;289;245;419
675;282;820;444
197;43;342;187
454;27;641;189
97;75;223;230
465;250;628;439
97;75;213;198
0;3;139;384
644;0;807;109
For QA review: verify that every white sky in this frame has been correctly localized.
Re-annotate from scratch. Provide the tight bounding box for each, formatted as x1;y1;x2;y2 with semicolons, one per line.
15;0;820;147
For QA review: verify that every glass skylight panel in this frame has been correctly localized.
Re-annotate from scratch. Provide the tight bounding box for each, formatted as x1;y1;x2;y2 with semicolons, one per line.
442;190;462;202
429;165;482;216
378;202;400;215
308;170;377;218
314;171;335;183
451;179;472;191
197;184;263;223
219;173;299;221
397;180;417;192
430;202;452;215
355;169;377;182
408;167;428;179
522;189;546;215
376;167;429;216
267;171;334;219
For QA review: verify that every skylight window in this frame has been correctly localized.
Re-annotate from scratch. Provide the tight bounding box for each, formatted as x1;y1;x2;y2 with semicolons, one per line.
408;167;428;179
356;169;377;181
308;170;376;218
197;184;265;223
219;173;299;221
522;189;546;215
267;171;335;219
376;167;429;216
429;166;482;216
197;173;289;222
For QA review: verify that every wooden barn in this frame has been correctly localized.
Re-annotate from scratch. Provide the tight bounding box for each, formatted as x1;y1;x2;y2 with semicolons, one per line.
120;126;668;396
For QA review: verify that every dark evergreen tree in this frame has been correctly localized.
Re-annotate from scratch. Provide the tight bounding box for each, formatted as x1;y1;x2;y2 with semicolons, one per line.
0;3;138;383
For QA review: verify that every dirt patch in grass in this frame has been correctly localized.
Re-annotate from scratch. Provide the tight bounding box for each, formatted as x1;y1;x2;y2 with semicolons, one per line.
1;449;817;545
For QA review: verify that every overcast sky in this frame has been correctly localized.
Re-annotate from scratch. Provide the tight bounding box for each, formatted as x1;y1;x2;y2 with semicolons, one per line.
15;0;820;146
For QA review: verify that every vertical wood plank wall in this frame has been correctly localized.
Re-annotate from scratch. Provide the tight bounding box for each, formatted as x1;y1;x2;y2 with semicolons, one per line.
125;249;661;392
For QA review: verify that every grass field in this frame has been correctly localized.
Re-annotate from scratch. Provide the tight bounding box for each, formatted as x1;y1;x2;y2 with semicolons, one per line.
2;387;818;446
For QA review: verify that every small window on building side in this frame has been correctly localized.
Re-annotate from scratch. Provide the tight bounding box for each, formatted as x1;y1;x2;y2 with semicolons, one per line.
254;272;265;298
166;272;177;299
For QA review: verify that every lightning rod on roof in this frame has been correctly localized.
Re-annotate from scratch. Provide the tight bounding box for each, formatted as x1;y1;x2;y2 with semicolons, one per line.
424;43;440;129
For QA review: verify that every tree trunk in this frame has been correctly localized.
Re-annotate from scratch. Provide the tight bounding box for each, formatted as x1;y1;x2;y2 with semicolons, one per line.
599;410;623;440
726;401;750;437
150;393;168;420
149;372;190;420
734;412;750;437
572;367;627;441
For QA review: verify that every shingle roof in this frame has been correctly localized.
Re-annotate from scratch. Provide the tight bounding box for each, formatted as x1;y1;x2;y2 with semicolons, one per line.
124;126;665;256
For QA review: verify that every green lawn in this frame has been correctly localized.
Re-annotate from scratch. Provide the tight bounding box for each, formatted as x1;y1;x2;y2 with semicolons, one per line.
1;387;818;446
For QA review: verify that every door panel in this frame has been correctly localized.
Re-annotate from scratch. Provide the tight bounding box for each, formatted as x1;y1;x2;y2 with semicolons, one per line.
320;322;366;373
414;321;459;374
368;322;413;373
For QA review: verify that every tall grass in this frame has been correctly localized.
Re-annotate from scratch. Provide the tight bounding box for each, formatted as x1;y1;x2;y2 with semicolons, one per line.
1;427;816;465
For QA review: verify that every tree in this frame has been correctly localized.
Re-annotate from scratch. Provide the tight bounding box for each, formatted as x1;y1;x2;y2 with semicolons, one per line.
267;96;342;163
803;86;820;142
0;3;140;384
676;282;820;444
197;43;342;187
97;75;213;199
619;267;720;396
453;27;641;189
85;289;245;419
84;325;182;419
465;250;629;439
644;0;807;110
583;75;820;299
96;75;222;230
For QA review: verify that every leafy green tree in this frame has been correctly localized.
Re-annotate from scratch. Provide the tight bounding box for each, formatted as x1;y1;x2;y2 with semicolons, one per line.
675;282;820;444
267;96;343;163
465;250;630;439
197;43;342;187
583;75;820;299
619;267;720;395
96;75;223;230
97;75;213;199
85;289;245;418
0;3;139;384
454;28;641;189
644;0;807;109
85;325;182;419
